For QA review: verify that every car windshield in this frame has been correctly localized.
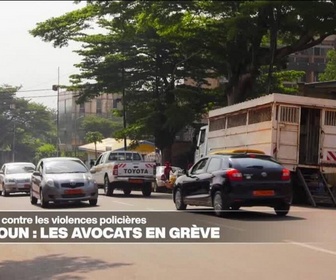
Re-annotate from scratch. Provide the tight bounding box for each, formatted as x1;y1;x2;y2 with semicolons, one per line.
6;165;35;174
44;160;88;174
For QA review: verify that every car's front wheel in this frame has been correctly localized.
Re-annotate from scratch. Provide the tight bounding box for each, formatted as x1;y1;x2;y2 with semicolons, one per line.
2;184;8;197
30;190;37;205
40;190;49;208
274;202;290;217
174;188;186;210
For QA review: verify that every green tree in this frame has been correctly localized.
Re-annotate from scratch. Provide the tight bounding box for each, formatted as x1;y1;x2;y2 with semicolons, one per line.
150;1;336;104
254;68;305;96
85;131;103;159
29;1;336;161
34;143;57;162
319;49;336;81
0;85;56;163
29;1;223;161
81;115;123;138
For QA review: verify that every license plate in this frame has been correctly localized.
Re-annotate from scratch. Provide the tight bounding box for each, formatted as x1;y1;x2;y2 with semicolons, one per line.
129;179;143;184
65;189;83;195
253;190;275;196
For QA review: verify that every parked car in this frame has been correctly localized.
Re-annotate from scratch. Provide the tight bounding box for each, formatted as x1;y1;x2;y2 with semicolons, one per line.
154;165;183;192
30;157;98;208
0;162;36;196
172;153;292;217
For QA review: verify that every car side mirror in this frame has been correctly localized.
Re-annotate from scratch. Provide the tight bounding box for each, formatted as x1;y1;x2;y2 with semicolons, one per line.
184;169;192;177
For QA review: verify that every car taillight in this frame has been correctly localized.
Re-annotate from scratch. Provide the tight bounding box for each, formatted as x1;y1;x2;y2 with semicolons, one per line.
282;168;290;181
113;165;118;176
226;169;243;181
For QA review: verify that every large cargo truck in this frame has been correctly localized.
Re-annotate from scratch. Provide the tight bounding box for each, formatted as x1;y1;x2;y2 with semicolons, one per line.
194;93;336;207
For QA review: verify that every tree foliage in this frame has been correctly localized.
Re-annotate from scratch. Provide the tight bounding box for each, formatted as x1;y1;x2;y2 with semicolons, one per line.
0;85;57;163
34;143;57;162
29;0;336;161
254;68;305;95
319;49;336;82
81;115;123;138
85;131;104;158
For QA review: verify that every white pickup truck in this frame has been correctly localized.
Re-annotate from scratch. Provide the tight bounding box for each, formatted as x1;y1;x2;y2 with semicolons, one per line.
90;151;156;197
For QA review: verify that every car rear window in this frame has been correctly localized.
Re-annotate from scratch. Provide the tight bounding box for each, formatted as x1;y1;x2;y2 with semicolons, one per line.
230;156;282;169
109;152;142;161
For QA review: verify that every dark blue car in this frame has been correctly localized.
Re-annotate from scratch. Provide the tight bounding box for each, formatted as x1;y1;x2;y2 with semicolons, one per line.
173;153;292;217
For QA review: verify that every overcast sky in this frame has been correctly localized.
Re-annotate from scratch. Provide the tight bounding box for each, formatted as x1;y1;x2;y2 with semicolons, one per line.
0;1;86;110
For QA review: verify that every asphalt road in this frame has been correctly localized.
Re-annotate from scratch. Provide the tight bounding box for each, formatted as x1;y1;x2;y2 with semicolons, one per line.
0;189;336;280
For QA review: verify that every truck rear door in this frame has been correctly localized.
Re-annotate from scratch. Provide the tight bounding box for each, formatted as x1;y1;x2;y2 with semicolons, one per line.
320;109;336;165
276;105;300;165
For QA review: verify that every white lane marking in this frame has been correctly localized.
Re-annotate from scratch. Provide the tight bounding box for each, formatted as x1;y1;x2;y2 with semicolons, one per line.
111;200;134;206
285;240;336;256
196;218;245;232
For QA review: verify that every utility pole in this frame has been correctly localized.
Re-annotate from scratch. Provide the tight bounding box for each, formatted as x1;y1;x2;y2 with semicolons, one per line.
52;67;60;157
12;121;15;162
10;103;16;162
57;67;60;156
122;64;127;151
74;115;84;157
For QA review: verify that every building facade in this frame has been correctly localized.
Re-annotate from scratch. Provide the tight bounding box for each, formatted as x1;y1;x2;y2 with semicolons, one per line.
58;91;122;152
287;35;336;83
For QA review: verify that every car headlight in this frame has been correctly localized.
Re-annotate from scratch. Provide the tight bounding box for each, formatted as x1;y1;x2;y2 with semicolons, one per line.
88;178;96;187
85;175;96;185
46;179;55;187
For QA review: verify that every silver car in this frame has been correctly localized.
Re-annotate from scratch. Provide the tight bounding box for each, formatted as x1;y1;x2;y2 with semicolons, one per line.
0;162;36;196
30;157;98;208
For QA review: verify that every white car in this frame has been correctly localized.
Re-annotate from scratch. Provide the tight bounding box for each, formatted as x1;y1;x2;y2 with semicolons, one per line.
0;162;36;196
154;165;183;192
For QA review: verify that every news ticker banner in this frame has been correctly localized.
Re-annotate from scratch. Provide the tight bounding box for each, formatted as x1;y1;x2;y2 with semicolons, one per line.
0;210;302;243
0;211;228;243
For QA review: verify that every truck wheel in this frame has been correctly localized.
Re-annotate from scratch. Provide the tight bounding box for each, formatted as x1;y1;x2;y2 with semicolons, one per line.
142;183;152;197
104;176;113;196
274;202;290;217
123;188;132;196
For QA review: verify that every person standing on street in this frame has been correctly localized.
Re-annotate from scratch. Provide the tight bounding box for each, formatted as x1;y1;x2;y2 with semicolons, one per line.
163;161;173;181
